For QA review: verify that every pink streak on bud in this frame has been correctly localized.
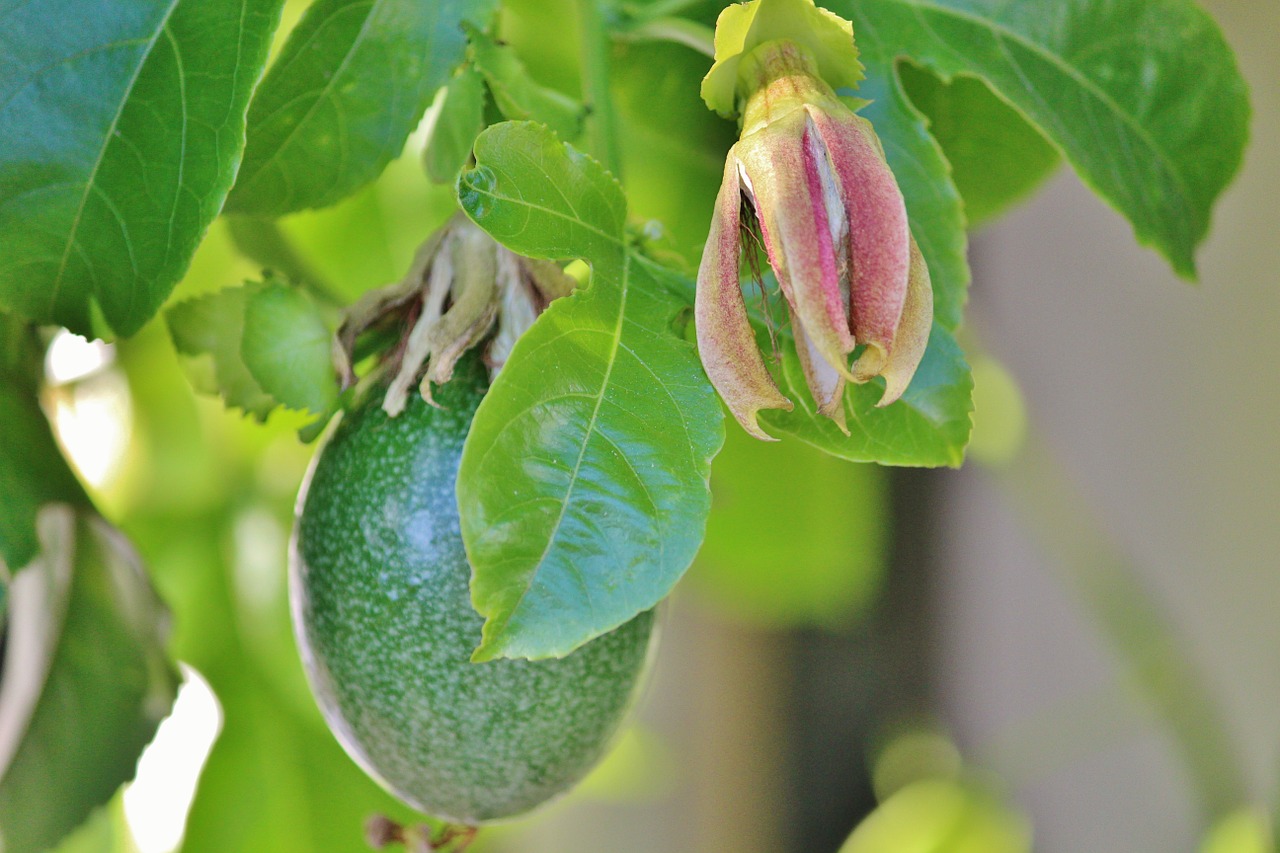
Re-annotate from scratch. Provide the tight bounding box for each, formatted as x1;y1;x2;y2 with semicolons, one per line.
737;110;855;381
807;107;911;375
695;151;793;440
876;234;933;407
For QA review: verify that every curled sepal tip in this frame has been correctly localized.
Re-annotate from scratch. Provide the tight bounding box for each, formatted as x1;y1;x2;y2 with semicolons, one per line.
875;235;933;408
695;155;793;440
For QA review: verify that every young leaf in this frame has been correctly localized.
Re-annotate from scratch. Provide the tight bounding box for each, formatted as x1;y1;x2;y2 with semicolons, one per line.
423;67;488;184
466;23;585;140
835;0;1250;279
763;325;974;468
166;284;276;420
241;284;339;415
226;0;499;217
0;0;285;338
457;122;724;661
0;506;178;853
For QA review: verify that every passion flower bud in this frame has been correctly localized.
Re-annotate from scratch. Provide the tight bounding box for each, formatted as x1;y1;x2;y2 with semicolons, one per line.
696;11;932;439
335;214;575;416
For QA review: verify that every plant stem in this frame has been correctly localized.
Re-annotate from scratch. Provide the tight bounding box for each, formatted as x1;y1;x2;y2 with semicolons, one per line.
620;0;706;21
224;216;343;307
992;435;1250;820
577;0;623;178
619;17;715;57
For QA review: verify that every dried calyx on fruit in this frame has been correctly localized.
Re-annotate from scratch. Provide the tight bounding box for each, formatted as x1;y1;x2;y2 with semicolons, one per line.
696;0;933;439
334;214;575;416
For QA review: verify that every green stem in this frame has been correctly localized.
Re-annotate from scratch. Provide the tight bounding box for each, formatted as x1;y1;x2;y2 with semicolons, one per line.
619;17;714;57
577;0;623;178
224;216;343;307
620;0;706;21
991;435;1250;820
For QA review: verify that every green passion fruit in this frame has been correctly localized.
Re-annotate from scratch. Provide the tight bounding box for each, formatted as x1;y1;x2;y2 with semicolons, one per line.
290;357;656;824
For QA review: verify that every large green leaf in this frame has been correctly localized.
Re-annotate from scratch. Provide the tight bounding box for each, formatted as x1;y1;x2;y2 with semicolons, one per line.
0;0;285;337
835;0;1249;278
225;0;498;216
897;63;1061;228
763;324;974;468
456;122;724;661
0;506;178;853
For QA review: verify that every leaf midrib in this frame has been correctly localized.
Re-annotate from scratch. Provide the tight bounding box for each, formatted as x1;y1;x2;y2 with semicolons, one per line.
482;251;633;654
49;0;182;321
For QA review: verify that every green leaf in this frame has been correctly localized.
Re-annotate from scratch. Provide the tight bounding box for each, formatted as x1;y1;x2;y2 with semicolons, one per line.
466;23;584;140
457;122;724;661
763;324;974;468
0;381;89;571
166;283;276;420
241;284;339;415
851;42;970;332
897;63;1061;228
834;0;1250;278
691;425;887;628
0;506;179;853
226;0;499;217
840;778;1031;853
0;0;285;337
423;67;488;184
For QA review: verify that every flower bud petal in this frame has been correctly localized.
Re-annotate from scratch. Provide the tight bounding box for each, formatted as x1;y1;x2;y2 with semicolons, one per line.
696;152;793;440
737;110;856;381
793;317;848;433
807;107;911;370
875;234;933;407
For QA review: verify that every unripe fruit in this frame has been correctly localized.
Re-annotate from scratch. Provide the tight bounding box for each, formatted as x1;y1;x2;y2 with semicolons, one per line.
290;357;655;823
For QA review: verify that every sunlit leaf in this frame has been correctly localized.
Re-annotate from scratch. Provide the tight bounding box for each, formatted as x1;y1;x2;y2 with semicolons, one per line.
840;778;1031;853
226;0;499;216
457;122;724;660
0;0;285;337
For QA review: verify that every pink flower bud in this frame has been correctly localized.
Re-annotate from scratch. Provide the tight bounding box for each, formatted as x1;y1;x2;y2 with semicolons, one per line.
696;40;933;438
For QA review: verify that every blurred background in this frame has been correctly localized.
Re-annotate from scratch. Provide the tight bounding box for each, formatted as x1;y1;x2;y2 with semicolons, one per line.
34;0;1279;851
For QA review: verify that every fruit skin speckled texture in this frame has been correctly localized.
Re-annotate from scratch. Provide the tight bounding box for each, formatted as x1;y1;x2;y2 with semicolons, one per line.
290;357;656;824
